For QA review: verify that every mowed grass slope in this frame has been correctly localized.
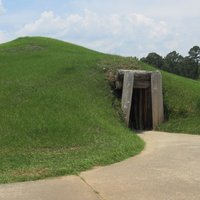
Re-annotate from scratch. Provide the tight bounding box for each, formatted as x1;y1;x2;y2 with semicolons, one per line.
0;37;144;183
158;71;200;134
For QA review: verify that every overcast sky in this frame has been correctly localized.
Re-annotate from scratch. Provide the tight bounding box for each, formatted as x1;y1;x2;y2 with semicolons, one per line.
0;0;200;57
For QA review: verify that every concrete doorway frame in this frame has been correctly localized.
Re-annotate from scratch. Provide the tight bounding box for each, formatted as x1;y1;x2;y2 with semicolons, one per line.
116;70;164;130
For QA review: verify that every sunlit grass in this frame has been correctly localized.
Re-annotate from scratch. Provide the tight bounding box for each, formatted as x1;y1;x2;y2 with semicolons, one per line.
0;37;144;183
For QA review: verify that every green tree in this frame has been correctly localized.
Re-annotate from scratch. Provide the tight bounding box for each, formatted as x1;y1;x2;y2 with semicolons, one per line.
188;46;200;64
188;46;200;78
181;57;199;79
141;46;200;79
143;52;164;69
164;51;184;74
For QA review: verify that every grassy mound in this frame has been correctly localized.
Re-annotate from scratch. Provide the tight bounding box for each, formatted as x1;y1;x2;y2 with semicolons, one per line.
0;37;144;183
1;36;199;184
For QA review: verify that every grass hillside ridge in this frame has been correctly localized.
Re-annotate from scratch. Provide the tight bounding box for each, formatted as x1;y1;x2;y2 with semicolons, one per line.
0;37;144;184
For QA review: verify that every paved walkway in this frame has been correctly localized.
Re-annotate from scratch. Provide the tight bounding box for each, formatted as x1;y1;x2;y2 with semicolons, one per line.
1;131;200;200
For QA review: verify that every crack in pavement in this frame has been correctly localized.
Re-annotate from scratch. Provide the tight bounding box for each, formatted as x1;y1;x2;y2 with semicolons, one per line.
78;175;106;200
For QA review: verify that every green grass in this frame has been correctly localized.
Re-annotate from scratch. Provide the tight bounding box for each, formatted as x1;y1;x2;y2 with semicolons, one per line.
157;72;200;134
0;37;144;184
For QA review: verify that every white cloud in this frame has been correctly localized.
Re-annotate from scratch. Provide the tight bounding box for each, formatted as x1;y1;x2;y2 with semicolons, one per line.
0;31;8;43
16;10;172;57
0;0;6;15
16;11;66;36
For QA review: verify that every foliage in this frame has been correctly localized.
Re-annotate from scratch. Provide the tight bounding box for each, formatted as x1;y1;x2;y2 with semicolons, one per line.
188;46;200;64
141;46;200;79
141;52;164;69
164;51;183;73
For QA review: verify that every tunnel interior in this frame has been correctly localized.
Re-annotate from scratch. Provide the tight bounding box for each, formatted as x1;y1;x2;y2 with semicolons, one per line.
129;81;153;130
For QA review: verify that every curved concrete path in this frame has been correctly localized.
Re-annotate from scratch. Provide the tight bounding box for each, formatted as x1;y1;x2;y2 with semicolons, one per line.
1;131;200;200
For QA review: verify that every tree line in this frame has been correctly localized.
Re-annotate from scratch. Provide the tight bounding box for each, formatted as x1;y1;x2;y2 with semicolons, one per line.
140;46;200;79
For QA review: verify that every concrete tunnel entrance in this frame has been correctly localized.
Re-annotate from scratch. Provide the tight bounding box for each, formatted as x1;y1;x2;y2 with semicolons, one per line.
115;70;164;131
